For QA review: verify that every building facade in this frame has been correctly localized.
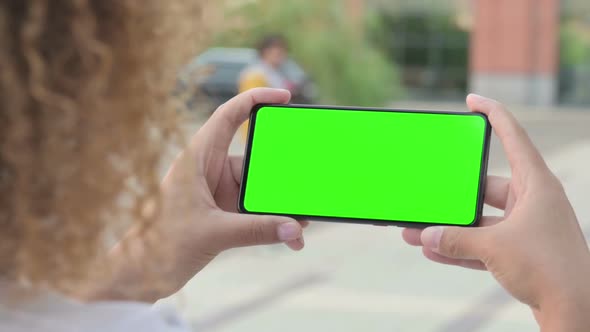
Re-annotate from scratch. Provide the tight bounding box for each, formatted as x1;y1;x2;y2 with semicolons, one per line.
469;0;559;106
372;0;590;106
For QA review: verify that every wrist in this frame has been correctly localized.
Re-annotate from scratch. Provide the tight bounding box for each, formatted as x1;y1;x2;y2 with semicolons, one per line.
82;226;186;303
540;298;590;332
539;262;590;332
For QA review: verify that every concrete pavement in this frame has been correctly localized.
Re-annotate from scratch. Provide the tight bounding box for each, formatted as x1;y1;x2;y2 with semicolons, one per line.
162;106;590;332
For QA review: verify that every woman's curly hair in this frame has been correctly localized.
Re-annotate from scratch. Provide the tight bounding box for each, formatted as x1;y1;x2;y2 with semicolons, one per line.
0;0;205;291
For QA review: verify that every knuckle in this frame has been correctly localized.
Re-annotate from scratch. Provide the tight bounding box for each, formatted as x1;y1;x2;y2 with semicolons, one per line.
246;220;268;244
514;124;532;144
441;229;464;257
480;229;508;262
549;173;566;192
490;99;507;113
486;99;506;117
215;102;226;112
250;87;265;94
529;168;564;193
489;100;520;130
482;230;500;252
544;173;568;202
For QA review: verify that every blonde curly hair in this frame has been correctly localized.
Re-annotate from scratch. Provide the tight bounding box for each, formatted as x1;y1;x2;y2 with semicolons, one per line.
0;0;206;292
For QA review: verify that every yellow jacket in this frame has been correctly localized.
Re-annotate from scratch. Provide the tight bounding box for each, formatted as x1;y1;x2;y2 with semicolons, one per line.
238;72;270;142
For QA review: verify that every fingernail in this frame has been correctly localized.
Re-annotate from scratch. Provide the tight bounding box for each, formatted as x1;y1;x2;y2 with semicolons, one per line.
422;227;443;250
278;222;300;241
298;236;305;247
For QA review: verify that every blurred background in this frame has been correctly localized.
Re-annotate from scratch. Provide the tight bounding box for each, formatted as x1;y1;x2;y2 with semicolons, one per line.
165;0;590;331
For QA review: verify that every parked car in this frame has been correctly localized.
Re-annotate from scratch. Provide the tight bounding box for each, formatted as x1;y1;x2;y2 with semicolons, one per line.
177;48;317;112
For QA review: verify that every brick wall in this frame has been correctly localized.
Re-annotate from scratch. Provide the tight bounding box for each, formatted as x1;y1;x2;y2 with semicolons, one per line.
469;0;559;105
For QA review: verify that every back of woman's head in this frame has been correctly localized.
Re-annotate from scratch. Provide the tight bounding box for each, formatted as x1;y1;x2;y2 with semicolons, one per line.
0;0;204;291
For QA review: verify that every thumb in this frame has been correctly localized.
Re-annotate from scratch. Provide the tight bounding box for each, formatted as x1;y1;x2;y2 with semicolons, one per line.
214;212;303;251
421;226;486;260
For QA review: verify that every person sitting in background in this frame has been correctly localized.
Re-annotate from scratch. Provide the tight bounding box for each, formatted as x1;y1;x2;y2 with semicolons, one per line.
239;35;292;93
238;35;292;140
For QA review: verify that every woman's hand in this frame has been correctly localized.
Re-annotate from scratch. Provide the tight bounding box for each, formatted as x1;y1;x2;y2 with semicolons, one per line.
402;94;590;331
158;88;306;283
87;89;306;302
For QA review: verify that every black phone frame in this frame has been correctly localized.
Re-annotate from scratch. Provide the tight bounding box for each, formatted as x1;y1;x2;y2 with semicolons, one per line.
238;104;492;229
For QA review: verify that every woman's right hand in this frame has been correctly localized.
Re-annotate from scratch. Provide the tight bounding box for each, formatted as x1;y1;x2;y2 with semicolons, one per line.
402;94;590;331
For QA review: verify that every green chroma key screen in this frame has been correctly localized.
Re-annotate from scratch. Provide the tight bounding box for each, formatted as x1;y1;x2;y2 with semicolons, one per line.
240;105;490;226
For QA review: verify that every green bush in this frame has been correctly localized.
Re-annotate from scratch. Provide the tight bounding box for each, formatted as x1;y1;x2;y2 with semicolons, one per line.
560;21;590;67
215;1;403;106
369;11;470;97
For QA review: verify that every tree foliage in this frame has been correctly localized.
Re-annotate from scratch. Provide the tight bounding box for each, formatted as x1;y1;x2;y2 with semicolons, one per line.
215;0;402;106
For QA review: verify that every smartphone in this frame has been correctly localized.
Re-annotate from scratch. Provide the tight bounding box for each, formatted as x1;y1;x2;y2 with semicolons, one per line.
238;104;491;228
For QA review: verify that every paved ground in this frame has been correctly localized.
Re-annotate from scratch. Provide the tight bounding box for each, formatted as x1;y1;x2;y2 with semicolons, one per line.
161;102;590;332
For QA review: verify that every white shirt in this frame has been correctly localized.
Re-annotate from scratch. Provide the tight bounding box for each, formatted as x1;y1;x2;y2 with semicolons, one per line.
0;287;191;332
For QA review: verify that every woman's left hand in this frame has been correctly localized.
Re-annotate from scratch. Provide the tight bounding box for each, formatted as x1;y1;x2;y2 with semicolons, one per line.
88;89;306;302
158;88;306;286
